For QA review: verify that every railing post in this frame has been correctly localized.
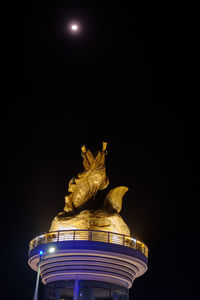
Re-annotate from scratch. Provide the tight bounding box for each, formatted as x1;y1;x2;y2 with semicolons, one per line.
57;231;60;242
90;230;92;241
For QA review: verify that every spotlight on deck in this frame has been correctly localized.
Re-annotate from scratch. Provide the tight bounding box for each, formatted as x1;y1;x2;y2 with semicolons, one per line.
48;247;55;253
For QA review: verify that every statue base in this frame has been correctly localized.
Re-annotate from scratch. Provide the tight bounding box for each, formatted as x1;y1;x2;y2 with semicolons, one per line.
49;209;130;236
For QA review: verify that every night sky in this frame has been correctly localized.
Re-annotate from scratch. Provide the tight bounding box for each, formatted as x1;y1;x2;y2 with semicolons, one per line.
1;2;199;299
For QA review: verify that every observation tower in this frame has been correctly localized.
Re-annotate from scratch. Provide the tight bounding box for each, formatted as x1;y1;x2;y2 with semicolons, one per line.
28;142;148;299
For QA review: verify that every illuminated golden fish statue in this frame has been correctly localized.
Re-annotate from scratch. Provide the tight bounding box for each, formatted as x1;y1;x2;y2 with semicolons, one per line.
50;142;130;236
64;141;109;213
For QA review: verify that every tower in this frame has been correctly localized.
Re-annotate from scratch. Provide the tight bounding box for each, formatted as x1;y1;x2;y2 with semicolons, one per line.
28;142;148;299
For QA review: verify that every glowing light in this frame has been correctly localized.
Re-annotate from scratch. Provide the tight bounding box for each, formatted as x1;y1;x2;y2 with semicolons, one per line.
71;24;78;31
48;247;55;253
39;250;43;255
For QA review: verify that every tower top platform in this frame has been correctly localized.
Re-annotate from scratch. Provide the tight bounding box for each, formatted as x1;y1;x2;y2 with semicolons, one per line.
28;229;148;289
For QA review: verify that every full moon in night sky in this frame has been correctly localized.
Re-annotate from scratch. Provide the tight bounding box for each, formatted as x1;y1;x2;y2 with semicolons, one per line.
71;24;78;31
67;22;81;34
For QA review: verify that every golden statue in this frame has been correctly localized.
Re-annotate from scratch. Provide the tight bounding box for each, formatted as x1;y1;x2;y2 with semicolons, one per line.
64;141;109;213
50;142;130;236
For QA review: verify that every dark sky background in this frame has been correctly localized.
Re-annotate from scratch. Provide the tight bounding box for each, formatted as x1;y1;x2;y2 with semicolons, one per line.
1;2;199;299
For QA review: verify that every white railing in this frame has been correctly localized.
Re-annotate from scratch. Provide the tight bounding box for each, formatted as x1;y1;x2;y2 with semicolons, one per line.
29;229;148;258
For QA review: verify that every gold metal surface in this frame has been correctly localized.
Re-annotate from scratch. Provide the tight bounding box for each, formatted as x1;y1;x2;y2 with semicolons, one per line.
50;142;130;236
103;186;129;213
64;141;109;212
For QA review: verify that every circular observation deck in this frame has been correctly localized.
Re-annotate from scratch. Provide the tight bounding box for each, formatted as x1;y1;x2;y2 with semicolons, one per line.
28;230;148;289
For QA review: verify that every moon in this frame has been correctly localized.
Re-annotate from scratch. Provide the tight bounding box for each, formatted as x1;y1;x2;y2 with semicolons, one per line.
67;21;81;35
71;24;78;31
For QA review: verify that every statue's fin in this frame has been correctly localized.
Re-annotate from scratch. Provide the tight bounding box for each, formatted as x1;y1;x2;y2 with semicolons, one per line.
103;186;128;213
81;142;107;171
102;141;107;152
81;145;95;171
